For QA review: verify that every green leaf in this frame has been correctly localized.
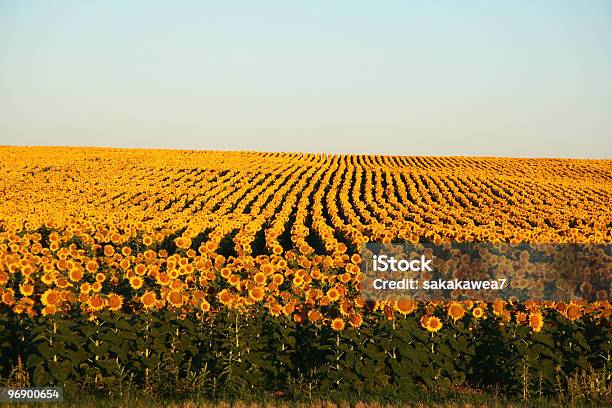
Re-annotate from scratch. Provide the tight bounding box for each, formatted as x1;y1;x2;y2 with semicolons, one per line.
32;365;49;386
48;360;72;382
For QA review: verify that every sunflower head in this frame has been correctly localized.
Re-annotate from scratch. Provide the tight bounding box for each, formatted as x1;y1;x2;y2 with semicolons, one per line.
249;287;265;301
472;307;485;319
141;291;157;309
426;316;443;332
529;312;544;333
448;302;465;322
331;318;345;331
106;293;123;311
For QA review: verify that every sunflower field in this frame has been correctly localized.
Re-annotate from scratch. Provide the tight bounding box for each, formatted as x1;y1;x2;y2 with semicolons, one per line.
0;146;610;399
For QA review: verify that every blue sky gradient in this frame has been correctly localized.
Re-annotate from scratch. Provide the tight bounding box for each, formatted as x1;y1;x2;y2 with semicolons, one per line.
1;1;611;157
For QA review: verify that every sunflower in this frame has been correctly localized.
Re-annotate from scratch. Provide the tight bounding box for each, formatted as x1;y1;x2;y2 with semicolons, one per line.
135;264;147;275
19;283;34;297
555;301;567;314
228;274;240;287
41;274;53;285
254;272;266;285
103;245;115;256
426;316;443;332
85;260;98;273
339;272;352;283
566;304;582;321
420;315;431;329
331;318;345;331
141;290;157;309
249;286;265;301
119;259;130;270
269;303;282;316
500;310;511;323
529;311;544;332
88;295;105;311
129;276;144;290
190;289;205;305
292;275;304;287
41;289;61;306
217;289;233;306
349;313;363;328
215;254;226;267
174;237;191;250
106;293;123;311
310;269;322;280
326;287;340;302
41;305;57;316
167;290;183;307
339;301;352;316
447;302;465;322
69;269;83;282
308;310;322;322
492;300;506;317
524;300;540;312
395;299;416;316
200;299;211;312
1;290;15;305
516;312;527;324
354;297;365;308
472;307;485;319
283;303;295;315
21;264;34;276
272;273;284;285
157;273;170;286
220;267;232;279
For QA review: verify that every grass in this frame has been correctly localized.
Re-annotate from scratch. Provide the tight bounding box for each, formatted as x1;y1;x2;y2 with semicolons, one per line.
1;359;609;407
1;388;609;408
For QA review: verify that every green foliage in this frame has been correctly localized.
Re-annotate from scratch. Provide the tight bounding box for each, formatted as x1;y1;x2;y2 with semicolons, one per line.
0;309;608;399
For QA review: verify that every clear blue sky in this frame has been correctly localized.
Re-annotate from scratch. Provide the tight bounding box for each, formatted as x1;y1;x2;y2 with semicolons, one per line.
1;1;611;158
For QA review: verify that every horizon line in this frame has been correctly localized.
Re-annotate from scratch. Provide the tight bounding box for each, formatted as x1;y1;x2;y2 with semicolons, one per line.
1;144;611;161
